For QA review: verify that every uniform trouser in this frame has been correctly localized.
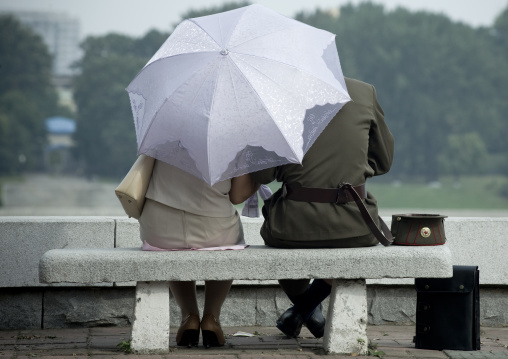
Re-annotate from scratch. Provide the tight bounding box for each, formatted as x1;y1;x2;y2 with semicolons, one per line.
260;219;376;311
260;219;378;249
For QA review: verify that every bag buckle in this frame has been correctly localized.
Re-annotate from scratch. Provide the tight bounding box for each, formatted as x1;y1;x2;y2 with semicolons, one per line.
335;183;351;204
281;183;288;198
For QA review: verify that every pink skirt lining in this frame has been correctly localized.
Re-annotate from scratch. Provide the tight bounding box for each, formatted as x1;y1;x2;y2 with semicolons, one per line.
142;241;247;251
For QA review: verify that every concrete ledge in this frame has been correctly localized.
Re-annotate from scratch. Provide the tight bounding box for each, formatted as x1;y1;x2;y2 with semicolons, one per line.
1;216;507;287
369;217;508;285
0;217;115;287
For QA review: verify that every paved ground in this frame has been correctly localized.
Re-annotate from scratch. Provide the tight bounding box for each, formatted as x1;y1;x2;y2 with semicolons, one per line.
1;325;507;358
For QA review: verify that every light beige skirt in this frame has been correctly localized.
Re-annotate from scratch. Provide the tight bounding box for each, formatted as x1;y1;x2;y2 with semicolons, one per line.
139;198;244;249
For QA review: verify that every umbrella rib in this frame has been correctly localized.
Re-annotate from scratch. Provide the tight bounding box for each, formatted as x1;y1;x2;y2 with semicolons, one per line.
128;52;222;117
224;58;243;134
229;23;302;50
230;53;348;159
137;57;222;156
206;61;222;178
205;56;250;180
232;50;343;91
138;52;220;74
234;52;343;103
188;58;224;182
237;50;350;105
225;56;301;162
218;16;225;49
189;20;224;50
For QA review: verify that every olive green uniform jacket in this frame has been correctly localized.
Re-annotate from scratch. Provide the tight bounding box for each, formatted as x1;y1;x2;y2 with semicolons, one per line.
250;78;394;248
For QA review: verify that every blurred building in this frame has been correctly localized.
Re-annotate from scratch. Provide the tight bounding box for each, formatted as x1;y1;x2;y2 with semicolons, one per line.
44;117;77;174
0;9;82;111
0;9;82;77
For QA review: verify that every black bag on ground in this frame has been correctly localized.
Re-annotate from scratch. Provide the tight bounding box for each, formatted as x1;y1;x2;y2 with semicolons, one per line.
414;265;480;351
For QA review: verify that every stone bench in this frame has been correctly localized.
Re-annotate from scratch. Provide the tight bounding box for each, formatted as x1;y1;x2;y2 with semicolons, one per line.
39;244;452;355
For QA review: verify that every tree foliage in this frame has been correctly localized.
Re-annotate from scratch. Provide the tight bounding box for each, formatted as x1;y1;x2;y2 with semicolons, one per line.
493;6;508;47
175;1;250;26
0;15;59;175
296;3;508;180
438;132;488;180
73;31;168;177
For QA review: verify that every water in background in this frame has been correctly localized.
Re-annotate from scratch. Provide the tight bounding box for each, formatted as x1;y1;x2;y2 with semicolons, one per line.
0;174;125;216
1;174;508;217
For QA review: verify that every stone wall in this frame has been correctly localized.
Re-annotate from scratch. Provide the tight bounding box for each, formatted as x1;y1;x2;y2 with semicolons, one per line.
2;285;507;329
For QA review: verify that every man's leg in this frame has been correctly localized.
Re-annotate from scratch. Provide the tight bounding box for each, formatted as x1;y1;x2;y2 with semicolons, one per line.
279;279;310;297
277;279;331;338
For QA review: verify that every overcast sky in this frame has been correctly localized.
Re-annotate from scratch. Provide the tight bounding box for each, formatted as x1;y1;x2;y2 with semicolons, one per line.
1;0;507;39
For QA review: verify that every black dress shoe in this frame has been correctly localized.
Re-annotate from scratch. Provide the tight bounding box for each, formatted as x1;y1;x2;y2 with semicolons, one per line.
276;306;304;338
305;303;326;338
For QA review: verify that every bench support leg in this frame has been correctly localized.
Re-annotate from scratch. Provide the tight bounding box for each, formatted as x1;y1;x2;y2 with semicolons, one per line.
323;279;368;355
130;281;170;354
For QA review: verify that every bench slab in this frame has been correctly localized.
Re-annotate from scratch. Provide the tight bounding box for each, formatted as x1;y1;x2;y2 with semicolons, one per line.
39;245;452;283
39;245;452;355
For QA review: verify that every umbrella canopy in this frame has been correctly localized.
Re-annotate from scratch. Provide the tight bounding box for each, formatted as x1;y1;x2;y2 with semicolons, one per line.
127;4;350;185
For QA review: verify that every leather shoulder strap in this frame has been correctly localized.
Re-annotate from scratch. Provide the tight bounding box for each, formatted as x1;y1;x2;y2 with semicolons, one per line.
341;183;393;246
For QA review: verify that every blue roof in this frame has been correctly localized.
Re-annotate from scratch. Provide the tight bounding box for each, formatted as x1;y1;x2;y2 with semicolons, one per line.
45;117;76;134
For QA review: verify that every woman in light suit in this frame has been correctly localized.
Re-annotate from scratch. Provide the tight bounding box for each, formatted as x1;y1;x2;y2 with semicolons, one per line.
139;160;258;348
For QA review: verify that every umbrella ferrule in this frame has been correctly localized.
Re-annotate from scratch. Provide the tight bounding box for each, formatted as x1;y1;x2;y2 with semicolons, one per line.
220;49;229;55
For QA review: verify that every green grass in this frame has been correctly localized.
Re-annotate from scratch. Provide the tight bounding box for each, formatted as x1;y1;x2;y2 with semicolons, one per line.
370;176;508;209
2;174;507;211
0;177;8;206
236;176;508;211
0;175;25;207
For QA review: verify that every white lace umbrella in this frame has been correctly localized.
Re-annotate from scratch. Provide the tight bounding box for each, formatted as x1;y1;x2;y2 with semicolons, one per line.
126;4;350;185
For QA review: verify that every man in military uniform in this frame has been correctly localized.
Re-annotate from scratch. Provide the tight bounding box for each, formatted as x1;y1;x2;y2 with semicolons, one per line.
250;77;394;338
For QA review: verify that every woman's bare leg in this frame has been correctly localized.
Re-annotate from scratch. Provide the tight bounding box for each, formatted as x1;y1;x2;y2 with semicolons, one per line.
169;281;199;316
203;280;233;318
